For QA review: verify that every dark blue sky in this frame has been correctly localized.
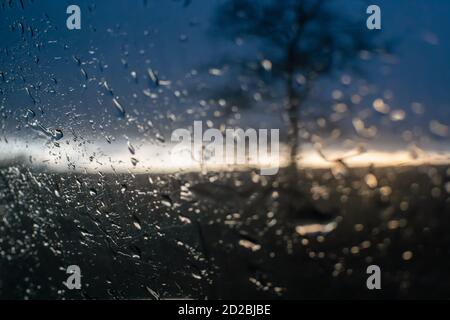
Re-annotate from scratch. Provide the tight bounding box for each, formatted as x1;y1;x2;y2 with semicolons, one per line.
373;0;450;120
0;0;449;145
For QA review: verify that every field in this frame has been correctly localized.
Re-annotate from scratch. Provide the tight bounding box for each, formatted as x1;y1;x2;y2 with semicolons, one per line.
0;164;449;299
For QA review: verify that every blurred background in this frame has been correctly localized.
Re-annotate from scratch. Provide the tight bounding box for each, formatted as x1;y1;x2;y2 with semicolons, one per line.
0;0;449;299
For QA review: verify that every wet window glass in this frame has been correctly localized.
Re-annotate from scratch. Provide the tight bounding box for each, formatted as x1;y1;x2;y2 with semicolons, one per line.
0;0;449;299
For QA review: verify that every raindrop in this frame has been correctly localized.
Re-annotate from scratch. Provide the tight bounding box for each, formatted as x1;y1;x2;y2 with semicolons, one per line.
373;98;390;114
430;120;449;137
112;98;126;117
103;81;114;95
132;215;142;230
51;129;63;140
131;71;138;83
161;194;173;208
130;245;142;260
145;287;160;300
147;68;159;86
390;110;406;122
209;68;223;76
445;182;450;194
155;133;165;143
364;174;378;188
238;239;261;252
25;87;36;104
131;157;139;166
80;68;88;81
28;120;63;141
191;273;202;280
380;186;392;197
127;141;135;155
24;108;35;120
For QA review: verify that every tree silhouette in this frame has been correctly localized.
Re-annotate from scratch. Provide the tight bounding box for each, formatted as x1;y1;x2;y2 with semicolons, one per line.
211;0;381;179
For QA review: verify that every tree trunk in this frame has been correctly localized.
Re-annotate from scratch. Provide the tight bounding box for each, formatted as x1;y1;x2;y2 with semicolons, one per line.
286;63;300;186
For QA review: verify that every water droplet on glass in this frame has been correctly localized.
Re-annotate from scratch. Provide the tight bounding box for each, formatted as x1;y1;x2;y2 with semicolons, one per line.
112;98;126;117
127;141;135;155
131;157;139;166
